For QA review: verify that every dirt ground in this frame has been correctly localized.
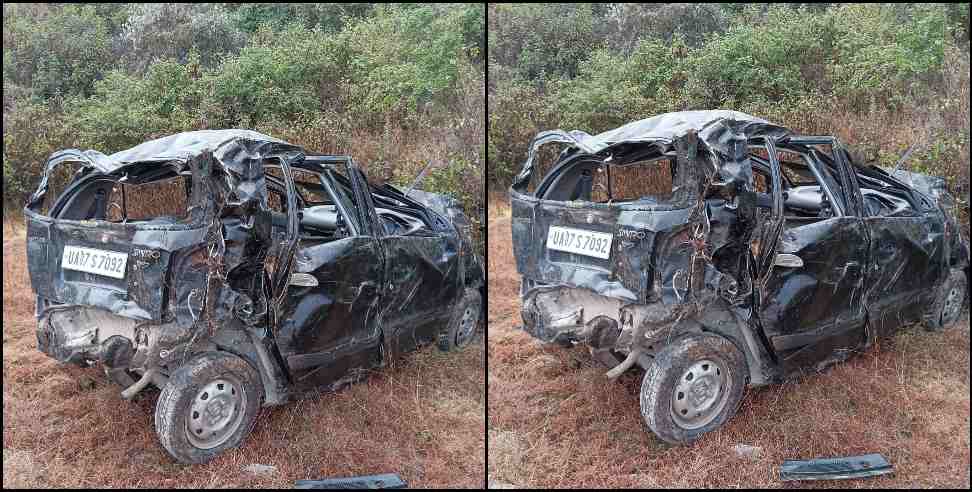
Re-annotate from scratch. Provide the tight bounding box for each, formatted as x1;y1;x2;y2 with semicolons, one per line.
2;218;485;488
486;198;970;488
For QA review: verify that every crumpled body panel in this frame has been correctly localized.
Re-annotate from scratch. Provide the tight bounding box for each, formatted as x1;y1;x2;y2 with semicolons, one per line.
25;130;301;329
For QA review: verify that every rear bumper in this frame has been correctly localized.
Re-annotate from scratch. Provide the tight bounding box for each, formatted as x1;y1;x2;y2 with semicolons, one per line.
37;306;138;367
519;283;685;353
36;304;191;375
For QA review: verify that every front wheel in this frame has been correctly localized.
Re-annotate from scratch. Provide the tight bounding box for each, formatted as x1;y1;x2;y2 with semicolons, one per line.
438;288;482;351
640;333;747;444
925;268;967;331
154;352;263;464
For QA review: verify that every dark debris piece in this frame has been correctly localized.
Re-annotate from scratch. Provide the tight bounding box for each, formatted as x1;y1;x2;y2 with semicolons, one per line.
294;473;407;489
778;453;893;481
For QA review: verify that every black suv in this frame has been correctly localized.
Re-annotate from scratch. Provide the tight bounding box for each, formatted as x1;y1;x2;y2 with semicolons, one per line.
25;130;484;463
510;111;968;444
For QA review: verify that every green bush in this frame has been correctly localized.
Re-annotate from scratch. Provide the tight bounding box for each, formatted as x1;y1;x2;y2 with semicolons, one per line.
3;4;112;98
342;4;476;122
204;26;327;127
488;3;600;80
3;4;485;237
829;3;946;109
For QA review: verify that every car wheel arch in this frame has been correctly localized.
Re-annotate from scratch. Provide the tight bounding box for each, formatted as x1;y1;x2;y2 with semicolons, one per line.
637;308;769;387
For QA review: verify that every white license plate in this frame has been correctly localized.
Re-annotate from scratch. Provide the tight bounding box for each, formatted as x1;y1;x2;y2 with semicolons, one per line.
546;226;613;259
61;245;128;279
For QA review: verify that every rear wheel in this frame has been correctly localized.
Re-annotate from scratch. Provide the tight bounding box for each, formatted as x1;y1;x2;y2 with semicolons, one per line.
154;352;263;464
926;268;967;331
438;288;482;351
640;333;747;444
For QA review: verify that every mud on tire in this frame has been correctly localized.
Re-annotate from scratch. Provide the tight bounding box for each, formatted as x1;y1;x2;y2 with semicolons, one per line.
925;268;967;331
438;288;482;352
640;333;747;445
154;351;263;464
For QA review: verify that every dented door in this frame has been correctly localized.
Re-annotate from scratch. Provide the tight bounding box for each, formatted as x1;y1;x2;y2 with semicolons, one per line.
381;233;461;352
863;211;946;337
759;143;868;371
277;236;384;387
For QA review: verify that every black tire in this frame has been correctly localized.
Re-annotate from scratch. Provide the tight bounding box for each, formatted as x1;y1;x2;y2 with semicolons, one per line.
154;352;263;464
438;288;482;351
640;333;747;445
925;268;968;331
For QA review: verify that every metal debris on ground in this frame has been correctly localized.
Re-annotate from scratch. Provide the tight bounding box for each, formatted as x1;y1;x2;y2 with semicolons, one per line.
778;453;893;481
243;463;278;476
294;473;407;489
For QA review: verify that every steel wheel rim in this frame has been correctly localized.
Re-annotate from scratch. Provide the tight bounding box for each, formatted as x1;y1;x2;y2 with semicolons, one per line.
671;358;731;430
185;376;246;449
942;285;962;323
455;300;480;346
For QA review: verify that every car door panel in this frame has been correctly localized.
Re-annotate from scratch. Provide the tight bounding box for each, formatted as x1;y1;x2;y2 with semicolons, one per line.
863;213;945;337
276;236;383;387
758;141;868;372
761;217;868;369
380;233;461;352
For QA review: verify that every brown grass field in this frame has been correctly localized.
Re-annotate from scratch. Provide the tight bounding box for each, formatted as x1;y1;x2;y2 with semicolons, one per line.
486;196;970;488
2;217;485;488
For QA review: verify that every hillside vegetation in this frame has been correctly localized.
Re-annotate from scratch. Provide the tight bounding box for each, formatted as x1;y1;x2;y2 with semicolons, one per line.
487;3;970;235
3;3;485;249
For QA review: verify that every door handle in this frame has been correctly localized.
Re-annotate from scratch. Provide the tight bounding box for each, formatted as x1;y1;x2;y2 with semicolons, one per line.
774;253;804;268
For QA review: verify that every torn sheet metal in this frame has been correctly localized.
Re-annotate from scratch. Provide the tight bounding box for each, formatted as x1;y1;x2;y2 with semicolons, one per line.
26;130;302;325
510;110;969;385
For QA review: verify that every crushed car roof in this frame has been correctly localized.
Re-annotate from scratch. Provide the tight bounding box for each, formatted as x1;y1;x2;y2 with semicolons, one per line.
28;129;306;210
513;110;793;191
578;110;791;153
44;129;299;173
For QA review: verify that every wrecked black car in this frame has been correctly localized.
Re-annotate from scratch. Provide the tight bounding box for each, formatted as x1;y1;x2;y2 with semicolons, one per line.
509;111;969;444
24;130;484;463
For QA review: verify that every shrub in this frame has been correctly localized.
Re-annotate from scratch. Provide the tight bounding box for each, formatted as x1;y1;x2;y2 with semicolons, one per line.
2;4;486;234
2;3;112;98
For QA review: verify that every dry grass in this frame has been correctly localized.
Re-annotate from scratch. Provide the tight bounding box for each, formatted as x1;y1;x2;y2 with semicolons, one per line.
2;213;485;488
486;198;970;488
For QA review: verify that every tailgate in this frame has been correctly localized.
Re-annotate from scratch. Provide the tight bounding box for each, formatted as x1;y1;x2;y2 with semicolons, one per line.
512;196;696;303
27;218;208;321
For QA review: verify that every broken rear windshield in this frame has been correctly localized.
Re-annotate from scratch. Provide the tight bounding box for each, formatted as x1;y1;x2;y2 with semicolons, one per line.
535;151;700;209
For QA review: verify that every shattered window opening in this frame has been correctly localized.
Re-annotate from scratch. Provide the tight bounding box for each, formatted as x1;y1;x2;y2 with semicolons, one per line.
591;158;677;203
265;165;359;241
777;150;818;187
266;166;331;206
855;166;922;217
106;175;190;222
525;143;576;196
533;150;697;210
